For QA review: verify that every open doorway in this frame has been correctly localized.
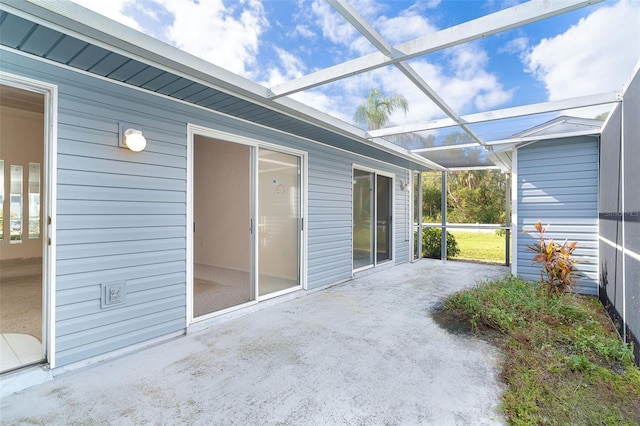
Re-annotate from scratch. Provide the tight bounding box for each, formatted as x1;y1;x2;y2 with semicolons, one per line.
193;136;254;317
0;83;46;373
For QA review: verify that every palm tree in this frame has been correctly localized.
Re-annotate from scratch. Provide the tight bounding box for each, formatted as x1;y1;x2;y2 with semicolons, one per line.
353;88;409;131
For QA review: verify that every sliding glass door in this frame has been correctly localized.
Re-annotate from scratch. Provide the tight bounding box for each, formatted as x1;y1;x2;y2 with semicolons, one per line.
191;131;304;320
353;168;393;270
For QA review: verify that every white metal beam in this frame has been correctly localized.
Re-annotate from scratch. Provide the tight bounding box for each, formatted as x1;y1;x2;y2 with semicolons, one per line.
329;0;487;148
412;143;479;153
374;91;620;138
412;128;602;154
269;0;603;98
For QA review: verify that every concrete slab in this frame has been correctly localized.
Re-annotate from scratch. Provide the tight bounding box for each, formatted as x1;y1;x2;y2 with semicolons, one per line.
0;260;509;425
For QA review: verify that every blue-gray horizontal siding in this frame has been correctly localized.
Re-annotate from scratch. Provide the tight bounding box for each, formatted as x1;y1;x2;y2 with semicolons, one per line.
55;69;187;366
3;50;413;366
516;137;599;294
307;152;411;288
307;153;353;286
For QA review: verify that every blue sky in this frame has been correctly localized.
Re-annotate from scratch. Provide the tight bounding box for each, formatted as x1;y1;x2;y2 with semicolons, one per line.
71;0;639;142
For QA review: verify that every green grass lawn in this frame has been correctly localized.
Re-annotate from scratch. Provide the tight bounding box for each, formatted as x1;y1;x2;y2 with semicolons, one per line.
442;276;640;425
450;231;508;263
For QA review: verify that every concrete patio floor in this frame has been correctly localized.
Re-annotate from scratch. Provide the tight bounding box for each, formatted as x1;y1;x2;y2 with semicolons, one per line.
1;260;509;425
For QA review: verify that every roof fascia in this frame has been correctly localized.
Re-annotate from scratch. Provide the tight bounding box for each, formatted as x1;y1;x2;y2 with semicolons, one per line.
269;0;603;98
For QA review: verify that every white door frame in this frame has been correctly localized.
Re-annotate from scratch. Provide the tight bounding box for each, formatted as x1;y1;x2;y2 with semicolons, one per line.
186;124;307;326
1;72;58;368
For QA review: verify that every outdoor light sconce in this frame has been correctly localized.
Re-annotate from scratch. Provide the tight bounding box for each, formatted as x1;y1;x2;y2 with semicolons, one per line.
400;180;410;191
119;124;147;152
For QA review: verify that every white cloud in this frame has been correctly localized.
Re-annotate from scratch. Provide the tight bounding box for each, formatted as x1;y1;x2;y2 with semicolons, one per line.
377;13;436;44
310;0;357;45
447;45;489;79
474;87;514;110
69;0;142;31
291;89;353;123
71;0;268;79
295;24;315;38
525;0;640;101
499;36;529;55
161;0;268;79
265;48;306;86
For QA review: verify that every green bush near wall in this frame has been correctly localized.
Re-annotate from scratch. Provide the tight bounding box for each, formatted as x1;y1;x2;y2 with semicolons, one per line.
419;228;460;259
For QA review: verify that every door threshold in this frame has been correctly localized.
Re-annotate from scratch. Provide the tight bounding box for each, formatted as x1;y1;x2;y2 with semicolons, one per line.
188;286;305;334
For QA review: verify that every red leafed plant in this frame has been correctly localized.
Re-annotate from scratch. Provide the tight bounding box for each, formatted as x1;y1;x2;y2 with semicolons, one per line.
526;221;579;297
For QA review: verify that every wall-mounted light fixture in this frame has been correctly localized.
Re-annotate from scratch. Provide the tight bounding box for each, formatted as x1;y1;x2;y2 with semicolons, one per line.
119;123;146;152
400;180;410;191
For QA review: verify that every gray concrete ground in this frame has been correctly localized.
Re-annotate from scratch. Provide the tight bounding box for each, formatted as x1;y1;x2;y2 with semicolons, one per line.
1;260;509;425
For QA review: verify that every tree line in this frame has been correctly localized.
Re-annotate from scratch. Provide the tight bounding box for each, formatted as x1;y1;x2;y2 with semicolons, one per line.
420;170;507;224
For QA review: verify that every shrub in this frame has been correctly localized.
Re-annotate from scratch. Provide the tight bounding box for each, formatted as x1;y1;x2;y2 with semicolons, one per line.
421;227;460;259
526;221;579;297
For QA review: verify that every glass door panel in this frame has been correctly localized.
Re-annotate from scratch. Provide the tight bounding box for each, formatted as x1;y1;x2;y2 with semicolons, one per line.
193;137;253;316
376;175;392;263
258;149;301;296
353;169;374;269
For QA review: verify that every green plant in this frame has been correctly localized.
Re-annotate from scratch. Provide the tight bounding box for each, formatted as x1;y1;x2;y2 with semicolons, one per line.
568;354;594;372
420;227;460;259
442;276;640;424
526;221;579;297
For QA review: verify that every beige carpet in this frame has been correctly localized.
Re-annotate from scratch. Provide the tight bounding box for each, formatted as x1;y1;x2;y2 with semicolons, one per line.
194;278;253;317
0;258;42;341
193;265;299;317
